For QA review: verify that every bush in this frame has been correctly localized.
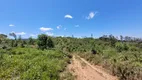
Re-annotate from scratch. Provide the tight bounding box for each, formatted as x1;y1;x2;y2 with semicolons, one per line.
115;42;124;52
115;42;129;52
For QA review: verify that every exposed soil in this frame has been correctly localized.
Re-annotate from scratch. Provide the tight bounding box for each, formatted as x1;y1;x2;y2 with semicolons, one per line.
68;55;118;80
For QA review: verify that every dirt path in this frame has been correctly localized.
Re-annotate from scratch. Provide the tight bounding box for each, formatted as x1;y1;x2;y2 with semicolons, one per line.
68;55;118;80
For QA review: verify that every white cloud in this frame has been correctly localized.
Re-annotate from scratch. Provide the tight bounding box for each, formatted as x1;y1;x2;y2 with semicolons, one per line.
16;32;26;35
10;31;26;35
86;12;98;20
30;34;37;37
64;14;73;19
75;25;80;27
40;27;53;32
9;24;15;27
57;25;62;29
54;35;64;37
46;32;54;36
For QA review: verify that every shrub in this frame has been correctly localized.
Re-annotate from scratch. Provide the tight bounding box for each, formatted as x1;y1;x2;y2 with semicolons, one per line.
115;42;124;52
0;48;69;80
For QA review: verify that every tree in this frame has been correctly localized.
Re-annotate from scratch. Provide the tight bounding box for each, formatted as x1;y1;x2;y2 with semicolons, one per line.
120;35;123;41
72;35;74;38
37;34;54;50
91;34;93;38
99;35;107;41
28;37;34;45
0;34;7;39
17;35;22;46
9;33;18;47
37;34;48;50
18;35;22;42
20;41;25;48
9;33;17;40
0;34;7;44
47;37;54;48
11;40;18;47
109;35;117;47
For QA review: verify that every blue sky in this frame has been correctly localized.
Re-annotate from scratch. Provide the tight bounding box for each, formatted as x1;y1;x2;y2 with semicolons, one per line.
0;0;141;38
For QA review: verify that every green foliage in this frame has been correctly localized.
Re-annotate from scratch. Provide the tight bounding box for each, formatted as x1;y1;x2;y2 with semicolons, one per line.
53;36;142;80
47;37;54;48
0;34;7;41
37;34;54;50
0;48;69;80
18;35;22;42
37;34;48;50
10;40;18;47
20;41;25;48
115;42;130;52
28;37;34;45
1;33;142;80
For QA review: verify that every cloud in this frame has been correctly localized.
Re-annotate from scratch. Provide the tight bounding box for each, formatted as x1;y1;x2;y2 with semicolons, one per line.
75;25;80;27
86;12;98;20
30;34;37;37
46;32;54;36
40;27;53;32
10;31;26;35
16;32;26;35
9;24;15;27
57;25;62;29
54;35;64;37
64;14;73;19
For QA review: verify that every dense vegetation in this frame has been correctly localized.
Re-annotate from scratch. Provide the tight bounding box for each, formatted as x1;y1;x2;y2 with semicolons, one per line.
0;48;70;80
0;33;142;80
0;33;72;80
53;35;142;80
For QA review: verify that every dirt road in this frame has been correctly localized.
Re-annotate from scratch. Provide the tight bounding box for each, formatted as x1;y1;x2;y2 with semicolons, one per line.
68;55;118;80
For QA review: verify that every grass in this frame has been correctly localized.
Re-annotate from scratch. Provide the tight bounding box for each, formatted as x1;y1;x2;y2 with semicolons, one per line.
0;48;70;80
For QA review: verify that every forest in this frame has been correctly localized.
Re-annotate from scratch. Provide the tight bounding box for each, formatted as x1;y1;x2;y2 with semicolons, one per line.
0;33;142;80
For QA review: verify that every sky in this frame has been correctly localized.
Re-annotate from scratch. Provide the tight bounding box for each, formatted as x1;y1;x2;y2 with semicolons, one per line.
0;0;142;38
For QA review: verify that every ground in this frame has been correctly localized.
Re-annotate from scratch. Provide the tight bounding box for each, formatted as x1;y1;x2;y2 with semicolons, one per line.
68;55;118;80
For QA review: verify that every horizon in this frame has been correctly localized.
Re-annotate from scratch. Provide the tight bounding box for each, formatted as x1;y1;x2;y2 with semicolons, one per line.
0;0;141;38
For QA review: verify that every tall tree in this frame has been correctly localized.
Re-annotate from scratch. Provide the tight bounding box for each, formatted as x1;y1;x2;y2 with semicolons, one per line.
9;33;17;40
120;35;123;41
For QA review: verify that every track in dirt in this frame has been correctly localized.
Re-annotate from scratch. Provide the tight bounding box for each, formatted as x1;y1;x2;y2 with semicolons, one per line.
68;55;118;80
